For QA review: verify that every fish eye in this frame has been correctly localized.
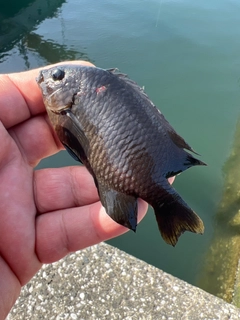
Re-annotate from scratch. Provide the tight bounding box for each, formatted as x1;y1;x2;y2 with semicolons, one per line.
52;68;65;81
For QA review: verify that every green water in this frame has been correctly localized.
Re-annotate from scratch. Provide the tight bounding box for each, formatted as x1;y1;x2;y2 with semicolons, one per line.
1;0;240;290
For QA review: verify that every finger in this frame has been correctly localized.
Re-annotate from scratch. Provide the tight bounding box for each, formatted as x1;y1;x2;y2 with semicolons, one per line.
0;75;31;130
34;166;99;213
0;121;41;285
36;199;148;263
0;61;94;129
168;176;175;184
9;114;62;167
6;79;72;166
34;167;176;214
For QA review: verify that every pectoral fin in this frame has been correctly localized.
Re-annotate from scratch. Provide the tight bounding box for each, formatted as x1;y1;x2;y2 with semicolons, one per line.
63;144;83;163
57;110;89;164
98;184;138;231
64;110;89;154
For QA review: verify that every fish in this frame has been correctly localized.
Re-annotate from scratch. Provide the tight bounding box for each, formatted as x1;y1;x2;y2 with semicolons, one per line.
37;64;206;246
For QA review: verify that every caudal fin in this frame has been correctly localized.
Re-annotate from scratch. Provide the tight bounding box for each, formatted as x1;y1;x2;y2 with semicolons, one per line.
153;184;204;246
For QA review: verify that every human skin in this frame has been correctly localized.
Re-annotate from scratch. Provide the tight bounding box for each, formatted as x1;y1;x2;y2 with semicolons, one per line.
0;61;174;318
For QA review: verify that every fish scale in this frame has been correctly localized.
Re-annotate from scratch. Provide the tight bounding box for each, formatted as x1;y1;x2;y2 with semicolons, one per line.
37;64;206;246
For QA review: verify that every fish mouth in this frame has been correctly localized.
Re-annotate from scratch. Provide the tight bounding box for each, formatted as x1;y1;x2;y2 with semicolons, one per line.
36;71;44;84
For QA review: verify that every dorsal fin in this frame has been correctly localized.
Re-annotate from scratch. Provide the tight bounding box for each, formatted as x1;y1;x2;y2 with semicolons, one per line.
157;111;200;155
107;68;150;101
107;68;202;157
168;129;198;154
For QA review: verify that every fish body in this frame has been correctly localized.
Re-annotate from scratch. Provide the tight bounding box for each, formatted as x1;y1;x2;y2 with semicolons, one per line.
37;65;205;246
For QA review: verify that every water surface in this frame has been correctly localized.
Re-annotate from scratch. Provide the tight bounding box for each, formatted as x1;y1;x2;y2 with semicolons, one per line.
1;0;240;290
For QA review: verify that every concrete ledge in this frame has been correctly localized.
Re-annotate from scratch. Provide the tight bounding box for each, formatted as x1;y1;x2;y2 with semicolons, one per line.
7;243;240;319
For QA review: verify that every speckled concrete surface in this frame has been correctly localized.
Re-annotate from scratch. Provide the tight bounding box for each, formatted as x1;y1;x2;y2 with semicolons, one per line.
7;243;240;320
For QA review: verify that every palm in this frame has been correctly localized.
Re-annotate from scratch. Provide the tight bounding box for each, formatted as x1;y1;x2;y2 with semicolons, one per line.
0;116;100;285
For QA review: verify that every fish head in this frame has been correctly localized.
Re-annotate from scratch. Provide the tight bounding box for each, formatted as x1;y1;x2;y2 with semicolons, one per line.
36;65;84;114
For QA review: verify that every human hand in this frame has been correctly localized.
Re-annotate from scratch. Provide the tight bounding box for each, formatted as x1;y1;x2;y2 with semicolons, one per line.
0;61;149;318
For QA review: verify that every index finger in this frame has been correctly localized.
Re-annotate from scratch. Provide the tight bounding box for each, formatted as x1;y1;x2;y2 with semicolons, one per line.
0;61;94;129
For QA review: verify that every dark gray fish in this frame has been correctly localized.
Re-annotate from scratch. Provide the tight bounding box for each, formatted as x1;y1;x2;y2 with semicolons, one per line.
37;64;206;246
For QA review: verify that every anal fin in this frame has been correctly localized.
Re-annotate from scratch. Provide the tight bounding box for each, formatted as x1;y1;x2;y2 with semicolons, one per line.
98;183;138;231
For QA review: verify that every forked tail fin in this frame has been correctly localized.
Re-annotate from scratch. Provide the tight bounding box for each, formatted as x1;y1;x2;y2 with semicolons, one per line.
153;183;204;246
